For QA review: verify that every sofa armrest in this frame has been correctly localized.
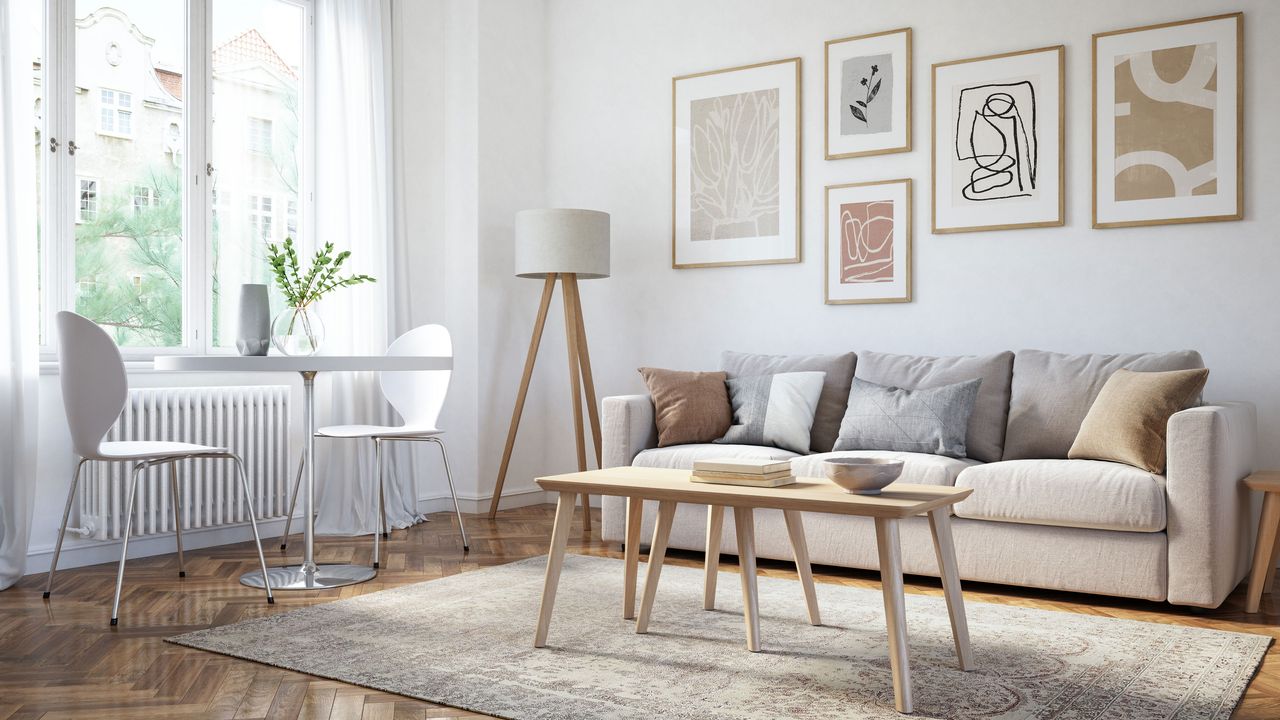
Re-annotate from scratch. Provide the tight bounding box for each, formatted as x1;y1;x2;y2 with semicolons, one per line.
1166;401;1257;607
602;395;658;468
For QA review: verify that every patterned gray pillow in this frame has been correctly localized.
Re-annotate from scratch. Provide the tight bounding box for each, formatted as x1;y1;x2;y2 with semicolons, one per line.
833;377;983;458
716;371;826;454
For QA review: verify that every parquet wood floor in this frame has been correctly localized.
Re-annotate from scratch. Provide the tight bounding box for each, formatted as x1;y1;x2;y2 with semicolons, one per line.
2;505;1278;719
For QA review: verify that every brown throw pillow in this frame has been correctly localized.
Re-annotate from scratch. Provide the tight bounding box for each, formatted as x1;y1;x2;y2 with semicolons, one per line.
638;367;732;447
1068;368;1209;473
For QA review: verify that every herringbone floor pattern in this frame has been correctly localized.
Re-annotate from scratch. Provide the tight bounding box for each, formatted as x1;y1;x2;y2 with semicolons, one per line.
2;505;1279;719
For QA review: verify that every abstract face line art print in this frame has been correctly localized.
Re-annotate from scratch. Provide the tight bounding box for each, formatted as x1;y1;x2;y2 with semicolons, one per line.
953;80;1038;203
839;201;893;284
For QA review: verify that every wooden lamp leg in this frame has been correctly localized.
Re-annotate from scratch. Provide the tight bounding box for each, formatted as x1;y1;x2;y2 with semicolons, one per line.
566;275;603;468
561;274;592;529
489;275;557;519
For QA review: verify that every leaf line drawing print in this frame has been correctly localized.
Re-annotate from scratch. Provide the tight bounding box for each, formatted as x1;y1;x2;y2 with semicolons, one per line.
690;88;781;241
849;64;883;124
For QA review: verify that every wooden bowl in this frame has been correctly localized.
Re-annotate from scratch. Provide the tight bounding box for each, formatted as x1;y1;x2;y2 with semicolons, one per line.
823;457;904;495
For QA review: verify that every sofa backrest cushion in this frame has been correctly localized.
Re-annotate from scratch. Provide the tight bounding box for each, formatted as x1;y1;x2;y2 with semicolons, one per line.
854;350;1014;463
1002;349;1205;461
721;351;856;453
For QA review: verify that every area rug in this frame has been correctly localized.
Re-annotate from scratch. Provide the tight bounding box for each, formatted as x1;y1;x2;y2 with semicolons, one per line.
168;555;1269;719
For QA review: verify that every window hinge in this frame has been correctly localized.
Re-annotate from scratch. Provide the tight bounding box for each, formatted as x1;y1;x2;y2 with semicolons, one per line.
49;137;59;153
67;140;78;156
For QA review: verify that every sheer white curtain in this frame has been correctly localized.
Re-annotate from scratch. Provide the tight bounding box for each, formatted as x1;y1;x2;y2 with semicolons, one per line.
311;0;420;535
0;0;41;590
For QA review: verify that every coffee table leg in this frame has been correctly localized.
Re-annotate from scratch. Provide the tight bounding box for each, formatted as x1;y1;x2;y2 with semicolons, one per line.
1247;492;1280;613
534;491;578;648
874;517;912;714
783;510;821;626
635;500;677;634
704;505;724;610
928;508;973;670
623;496;643;620
734;507;761;653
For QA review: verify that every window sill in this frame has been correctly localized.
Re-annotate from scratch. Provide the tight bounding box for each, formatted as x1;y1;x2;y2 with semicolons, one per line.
41;359;159;375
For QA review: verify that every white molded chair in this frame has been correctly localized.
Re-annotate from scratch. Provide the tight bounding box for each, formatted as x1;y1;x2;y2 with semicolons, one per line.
280;324;468;563
45;312;274;624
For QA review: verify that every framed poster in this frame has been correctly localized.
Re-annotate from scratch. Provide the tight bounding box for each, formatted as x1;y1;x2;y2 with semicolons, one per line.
932;45;1065;234
1093;13;1243;228
824;27;911;160
672;57;801;269
825;179;911;305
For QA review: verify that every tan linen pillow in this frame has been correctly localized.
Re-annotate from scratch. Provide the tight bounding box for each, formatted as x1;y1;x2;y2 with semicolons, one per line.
1068;368;1209;473
638;368;732;447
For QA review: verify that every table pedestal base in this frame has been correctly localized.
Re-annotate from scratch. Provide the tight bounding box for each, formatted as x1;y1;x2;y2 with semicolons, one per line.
240;564;376;590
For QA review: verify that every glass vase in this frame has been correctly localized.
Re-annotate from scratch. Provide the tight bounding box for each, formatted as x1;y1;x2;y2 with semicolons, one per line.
271;305;325;356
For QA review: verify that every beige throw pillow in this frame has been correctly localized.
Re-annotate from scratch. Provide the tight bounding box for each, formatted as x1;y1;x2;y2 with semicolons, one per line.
1068;368;1209;473
638;367;733;447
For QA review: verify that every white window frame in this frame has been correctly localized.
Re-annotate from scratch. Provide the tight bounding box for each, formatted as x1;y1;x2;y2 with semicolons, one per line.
37;0;315;362
97;86;133;138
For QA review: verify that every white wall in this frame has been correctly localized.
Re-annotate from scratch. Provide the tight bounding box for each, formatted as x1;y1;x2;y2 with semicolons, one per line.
535;0;1279;473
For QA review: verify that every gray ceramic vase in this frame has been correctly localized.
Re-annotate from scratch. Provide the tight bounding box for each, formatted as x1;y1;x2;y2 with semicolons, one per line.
236;284;271;356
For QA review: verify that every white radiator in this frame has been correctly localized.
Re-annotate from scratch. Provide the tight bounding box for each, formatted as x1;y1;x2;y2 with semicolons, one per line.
80;386;291;540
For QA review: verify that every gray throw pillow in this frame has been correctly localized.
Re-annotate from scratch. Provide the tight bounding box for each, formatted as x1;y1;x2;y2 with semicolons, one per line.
716;371;826;455
721;351;856;453
834;377;983;458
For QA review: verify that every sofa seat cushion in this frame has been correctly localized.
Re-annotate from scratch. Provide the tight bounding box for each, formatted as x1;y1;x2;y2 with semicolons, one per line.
954;459;1166;532
794;451;980;487
632;443;798;470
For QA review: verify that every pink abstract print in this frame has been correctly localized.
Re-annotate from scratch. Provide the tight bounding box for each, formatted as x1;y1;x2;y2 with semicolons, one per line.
839;200;894;284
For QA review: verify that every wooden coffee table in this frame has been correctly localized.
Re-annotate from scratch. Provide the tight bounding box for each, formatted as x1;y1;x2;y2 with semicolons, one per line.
531;466;975;714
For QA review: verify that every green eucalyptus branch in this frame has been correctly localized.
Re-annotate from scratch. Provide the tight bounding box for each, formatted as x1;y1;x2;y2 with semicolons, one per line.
265;237;376;308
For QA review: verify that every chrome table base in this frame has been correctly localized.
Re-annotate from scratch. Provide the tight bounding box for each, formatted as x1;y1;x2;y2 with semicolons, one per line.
241;564;376;590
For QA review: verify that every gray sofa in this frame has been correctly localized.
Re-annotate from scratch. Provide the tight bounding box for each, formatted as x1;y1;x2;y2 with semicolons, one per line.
600;349;1258;608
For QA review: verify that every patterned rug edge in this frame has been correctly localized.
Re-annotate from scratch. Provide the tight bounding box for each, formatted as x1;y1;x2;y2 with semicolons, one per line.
164;555;1274;720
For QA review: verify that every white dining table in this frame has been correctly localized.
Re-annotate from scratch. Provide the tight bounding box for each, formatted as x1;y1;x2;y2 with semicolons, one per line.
152;354;453;590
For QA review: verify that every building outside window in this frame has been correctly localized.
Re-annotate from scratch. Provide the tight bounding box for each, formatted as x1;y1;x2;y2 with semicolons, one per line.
247;116;272;154
78;178;98;223
132;184;154;216
249;194;274;242
99;87;132;136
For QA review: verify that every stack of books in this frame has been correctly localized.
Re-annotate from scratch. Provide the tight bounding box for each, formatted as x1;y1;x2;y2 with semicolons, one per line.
690;458;795;487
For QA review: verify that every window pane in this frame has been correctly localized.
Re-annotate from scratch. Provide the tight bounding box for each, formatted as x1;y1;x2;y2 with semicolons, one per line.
74;2;186;347
211;0;304;348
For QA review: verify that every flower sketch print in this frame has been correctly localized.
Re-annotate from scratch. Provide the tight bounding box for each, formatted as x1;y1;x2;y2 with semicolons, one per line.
850;65;883;124
689;88;781;241
840;53;893;136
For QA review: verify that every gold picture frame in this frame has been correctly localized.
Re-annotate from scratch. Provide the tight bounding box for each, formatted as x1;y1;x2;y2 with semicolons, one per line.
671;57;801;269
1091;12;1243;229
931;45;1065;234
824;178;912;305
824;27;912;160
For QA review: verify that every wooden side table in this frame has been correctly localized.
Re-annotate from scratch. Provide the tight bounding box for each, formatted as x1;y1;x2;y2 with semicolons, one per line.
1245;471;1280;613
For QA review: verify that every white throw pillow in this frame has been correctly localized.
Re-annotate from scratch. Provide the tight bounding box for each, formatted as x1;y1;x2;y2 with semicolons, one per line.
715;371;826;454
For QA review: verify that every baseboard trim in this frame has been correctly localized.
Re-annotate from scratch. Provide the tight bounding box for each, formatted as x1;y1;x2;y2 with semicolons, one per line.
23;487;574;577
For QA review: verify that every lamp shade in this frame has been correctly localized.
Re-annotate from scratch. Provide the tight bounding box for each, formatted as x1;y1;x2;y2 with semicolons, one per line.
514;208;610;279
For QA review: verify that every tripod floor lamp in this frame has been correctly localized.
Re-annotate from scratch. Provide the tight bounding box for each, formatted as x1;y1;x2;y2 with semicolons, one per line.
489;209;610;528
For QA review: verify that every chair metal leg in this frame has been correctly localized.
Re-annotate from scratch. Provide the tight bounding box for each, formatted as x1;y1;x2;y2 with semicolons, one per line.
378;439;389;540
373;439;382;570
169;464;186;578
45;458;88;599
280;450;306;550
428;437;469;552
111;463;144;626
231;455;275;604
